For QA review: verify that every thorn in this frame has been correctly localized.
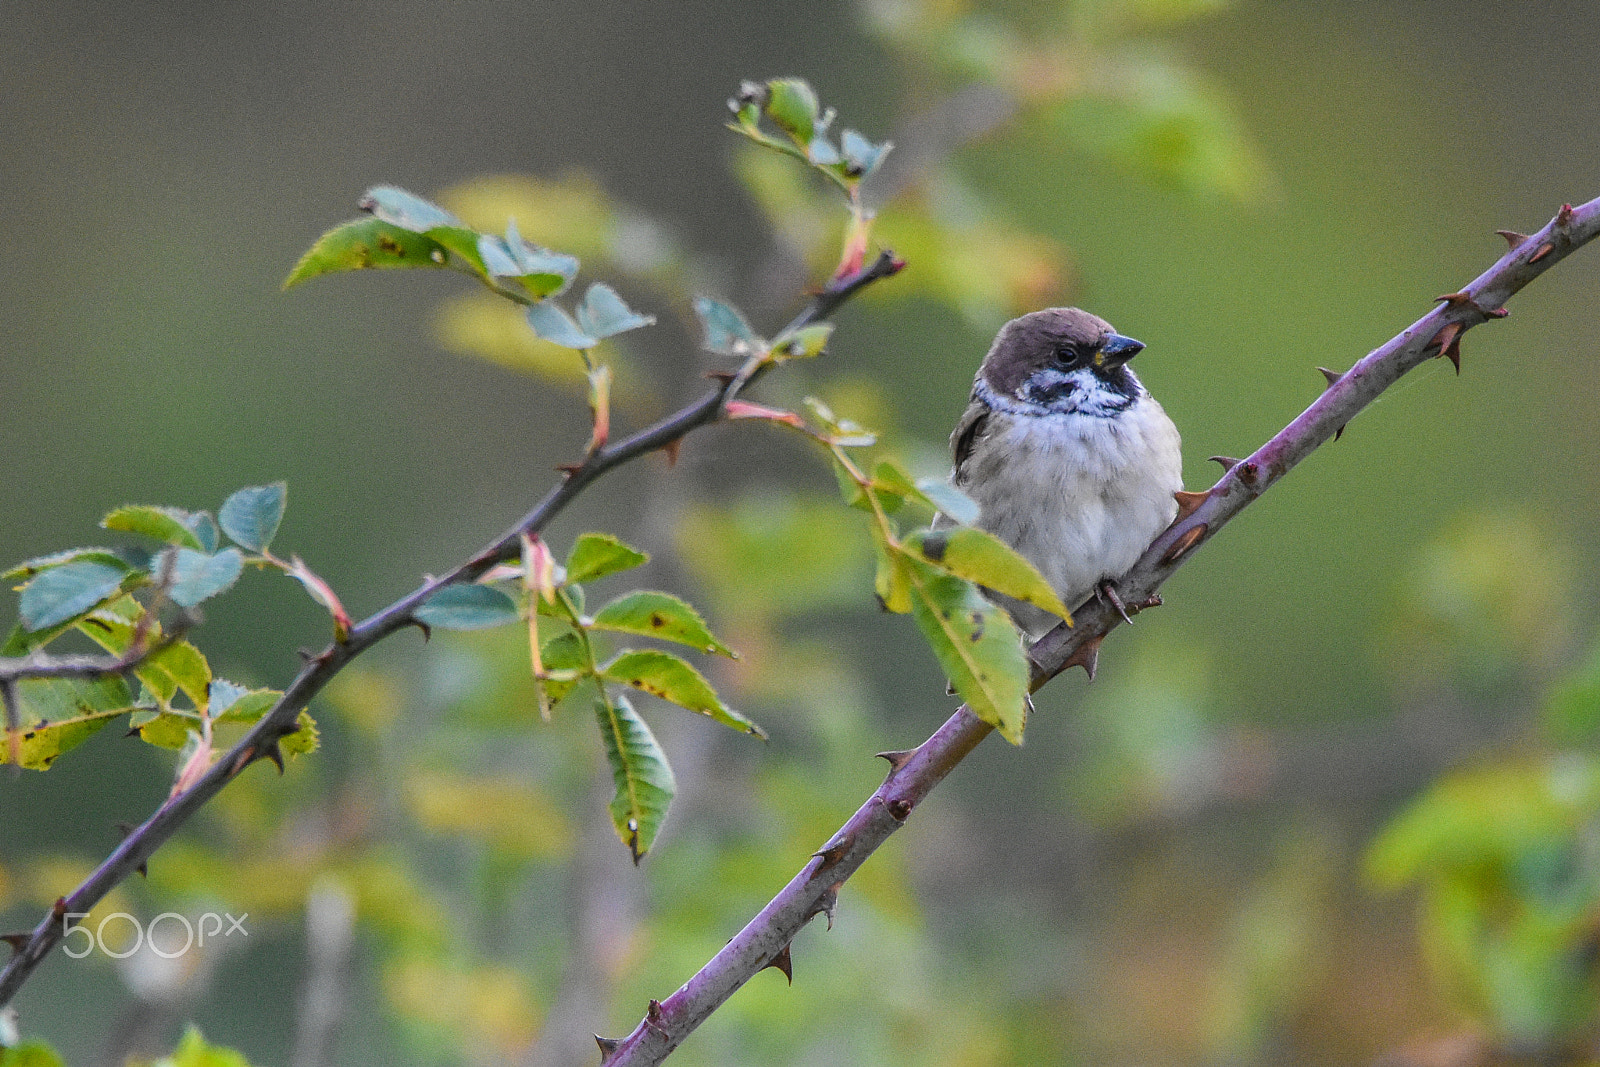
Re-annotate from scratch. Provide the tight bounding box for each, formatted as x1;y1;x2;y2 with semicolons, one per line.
257;740;285;775
1485;306;1510;319
1208;455;1241;472
805;884;840;930
661;438;683;467
1529;242;1555;264
51;897;68;919
1161;523;1207;566
1317;366;1342;388
1097;581;1134;625
646;999;666;1025
296;647;318;663
1;933;27;957
595;1035;621;1061
403;618;432;642
1335;423;1346;442
1173;489;1209;522
1238;461;1260;486
761;943;794;985
1496;229;1528;248
875;749;916;773
812;833;855;874
555;462;583;475
1556;202;1576;229
1433;291;1475;309
1133;593;1163;613
704;370;737;384
1061;634;1103;680
1429;321;1464;374
886;796;913;821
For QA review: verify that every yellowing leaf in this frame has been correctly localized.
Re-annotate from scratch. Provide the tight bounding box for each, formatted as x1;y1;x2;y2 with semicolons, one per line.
590;590;734;657
902;556;1030;744
906;527;1071;625
601;649;764;738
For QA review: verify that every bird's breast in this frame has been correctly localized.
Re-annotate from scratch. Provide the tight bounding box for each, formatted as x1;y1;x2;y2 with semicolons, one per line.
959;398;1183;616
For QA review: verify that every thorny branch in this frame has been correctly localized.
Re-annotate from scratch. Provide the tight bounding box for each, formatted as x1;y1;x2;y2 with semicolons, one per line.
0;250;903;1008
598;197;1600;1067
1;552;189;759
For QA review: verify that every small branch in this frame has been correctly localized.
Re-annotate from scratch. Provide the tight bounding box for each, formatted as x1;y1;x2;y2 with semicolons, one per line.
0;622;193;685
598;197;1600;1067
0;251;903;1009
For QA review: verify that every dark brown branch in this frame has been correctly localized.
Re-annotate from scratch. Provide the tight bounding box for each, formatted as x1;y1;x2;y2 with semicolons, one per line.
0;250;903;1009
598;197;1600;1067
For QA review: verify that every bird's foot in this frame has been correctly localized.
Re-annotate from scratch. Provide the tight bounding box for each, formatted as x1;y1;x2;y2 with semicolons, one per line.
1097;581;1162;625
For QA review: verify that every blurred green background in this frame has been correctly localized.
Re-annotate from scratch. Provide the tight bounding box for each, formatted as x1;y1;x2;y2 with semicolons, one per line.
5;1;1600;1065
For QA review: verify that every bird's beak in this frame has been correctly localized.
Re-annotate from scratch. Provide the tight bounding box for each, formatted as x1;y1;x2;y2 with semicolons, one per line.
1093;333;1145;369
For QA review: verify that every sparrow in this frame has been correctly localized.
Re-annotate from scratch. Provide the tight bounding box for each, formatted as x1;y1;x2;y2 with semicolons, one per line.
948;307;1183;637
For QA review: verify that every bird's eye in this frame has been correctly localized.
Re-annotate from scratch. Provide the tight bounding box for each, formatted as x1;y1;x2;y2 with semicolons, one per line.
1054;344;1081;367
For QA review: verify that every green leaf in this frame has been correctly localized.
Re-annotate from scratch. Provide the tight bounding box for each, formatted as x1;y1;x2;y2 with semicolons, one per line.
414;584;520;630
906;527;1072;625
916;479;980;527
478;225;578;298
282;217;448;289
773;322;832;360
502;221;580;297
132;710;200;750
188;513;220;554
281;711;320;757
902;556;1030;744
151;1024;256;1067
840;128;890;180
693;296;761;355
3;547;129;582
142;639;213;709
595;694;676;862
601;649;764;738
525;301;598;350
5;675;137;770
219;483;287;553
168;548;244;608
358;185;461;232
19;560;129;631
2;709;124;770
870;459;925;513
537;631;590;704
873;537;913;614
0;1040;68;1067
765;77;820;146
576;283;655;340
803;396;877;447
590;591;735;657
565;533;649;584
211;682;278;723
102;505;204;550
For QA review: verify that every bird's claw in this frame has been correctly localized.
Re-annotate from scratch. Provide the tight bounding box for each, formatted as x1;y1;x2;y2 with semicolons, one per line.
1098;581;1134;625
1098;582;1161;625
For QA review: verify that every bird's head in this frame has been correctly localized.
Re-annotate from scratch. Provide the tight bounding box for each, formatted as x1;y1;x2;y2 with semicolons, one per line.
978;307;1147;418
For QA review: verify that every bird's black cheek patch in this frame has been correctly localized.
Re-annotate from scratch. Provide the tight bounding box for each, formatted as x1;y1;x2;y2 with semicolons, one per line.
921;532;949;562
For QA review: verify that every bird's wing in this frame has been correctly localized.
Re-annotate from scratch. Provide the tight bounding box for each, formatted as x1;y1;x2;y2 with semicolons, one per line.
950;399;989;484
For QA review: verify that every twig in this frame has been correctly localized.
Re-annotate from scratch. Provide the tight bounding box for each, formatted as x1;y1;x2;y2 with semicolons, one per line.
0;250;903;1009
596;197;1600;1067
